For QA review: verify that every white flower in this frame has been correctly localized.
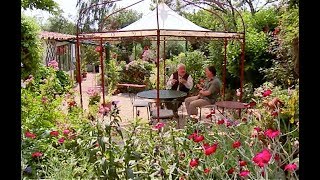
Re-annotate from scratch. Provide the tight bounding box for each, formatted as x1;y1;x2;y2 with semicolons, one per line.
21;80;26;88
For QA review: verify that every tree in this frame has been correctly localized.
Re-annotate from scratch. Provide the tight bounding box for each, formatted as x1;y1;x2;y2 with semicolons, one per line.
21;0;60;14
21;15;43;78
43;14;76;34
76;0;115;32
102;8;142;30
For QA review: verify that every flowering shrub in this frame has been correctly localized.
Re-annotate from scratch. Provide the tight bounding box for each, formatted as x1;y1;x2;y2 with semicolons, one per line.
87;88;101;105
118;59;154;92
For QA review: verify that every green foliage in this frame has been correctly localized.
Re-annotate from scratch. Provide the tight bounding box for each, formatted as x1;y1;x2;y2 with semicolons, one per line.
81;45;100;66
164;40;186;59
105;59;121;94
261;7;299;87
21;0;60;14
43;14;76;34
21;15;43;79
183;50;209;85
279;7;299;46
104;8;142;30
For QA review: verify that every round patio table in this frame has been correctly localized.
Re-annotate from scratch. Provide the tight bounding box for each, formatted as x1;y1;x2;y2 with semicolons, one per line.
137;89;187;100
215;101;248;118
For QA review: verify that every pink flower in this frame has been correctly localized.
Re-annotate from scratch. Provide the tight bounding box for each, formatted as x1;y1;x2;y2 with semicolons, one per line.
50;130;59;137
264;129;280;139
99;105;110;115
204;143;218;155
63;129;70;135
154;122;165;130
48;60;59;70
189;159;199;168
239;170;250;177
253;149;272;167
263;89;272;97
254;127;261;132
284;163;297;171
32;151;43;158
58;137;65;144
95;46;102;52
42;97;48;104
25;131;36;139
232;141;241;148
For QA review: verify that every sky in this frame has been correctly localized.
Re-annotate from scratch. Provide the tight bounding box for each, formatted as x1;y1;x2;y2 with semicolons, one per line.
22;0;152;23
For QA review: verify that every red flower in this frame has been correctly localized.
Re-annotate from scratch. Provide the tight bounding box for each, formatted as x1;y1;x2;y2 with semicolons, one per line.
189;159;199;168
253;149;272;167
50;130;59;137
271;111;278;117
188;132;197;140
203;143;210;149
58;137;65;144
95;46;102;52
63;129;70;135
263;89;272;97
232;141;241;149
239;160;247;166
32;151;43;158
206;114;212;119
226;121;232;127
204;168;210;174
211;109;215;114
68;100;76;107
274;153;280;161
284;163;297;171
227;168;235;174
193;135;204;143
204;143;218;155
239;170;250;177
217;119;224;125
264;129;280;139
154;122;165;130
25;131;36;139
254;127;261;132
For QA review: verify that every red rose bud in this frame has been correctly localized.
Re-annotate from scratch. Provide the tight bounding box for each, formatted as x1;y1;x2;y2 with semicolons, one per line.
25;131;36;139
227;168;235;174
189;159;199;168
232;141;241;149
239;160;247;166
204;168;210;174
50;130;59;137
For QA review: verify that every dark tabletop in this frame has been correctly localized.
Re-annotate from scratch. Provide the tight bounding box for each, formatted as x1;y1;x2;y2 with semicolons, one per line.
137;90;187;99
215;101;248;109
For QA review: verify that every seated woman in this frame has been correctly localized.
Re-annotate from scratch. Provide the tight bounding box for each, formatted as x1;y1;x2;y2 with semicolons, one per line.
184;65;222;116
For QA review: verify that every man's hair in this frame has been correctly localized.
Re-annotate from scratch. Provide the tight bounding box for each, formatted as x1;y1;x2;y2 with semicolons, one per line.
207;65;217;76
177;63;186;69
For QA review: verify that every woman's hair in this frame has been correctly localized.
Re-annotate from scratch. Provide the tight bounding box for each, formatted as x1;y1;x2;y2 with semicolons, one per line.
207;65;216;76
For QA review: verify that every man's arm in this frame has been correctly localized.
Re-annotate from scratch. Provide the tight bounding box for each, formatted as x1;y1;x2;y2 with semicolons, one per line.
183;75;194;90
166;74;174;89
199;81;220;96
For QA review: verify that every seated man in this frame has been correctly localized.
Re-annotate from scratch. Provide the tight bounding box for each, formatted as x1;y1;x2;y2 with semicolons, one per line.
185;65;221;116
166;63;193;117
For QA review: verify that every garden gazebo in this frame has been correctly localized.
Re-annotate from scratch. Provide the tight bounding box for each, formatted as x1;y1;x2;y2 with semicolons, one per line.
76;0;246;122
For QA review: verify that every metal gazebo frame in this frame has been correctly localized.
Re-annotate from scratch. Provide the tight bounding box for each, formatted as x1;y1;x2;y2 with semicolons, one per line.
75;0;246;122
